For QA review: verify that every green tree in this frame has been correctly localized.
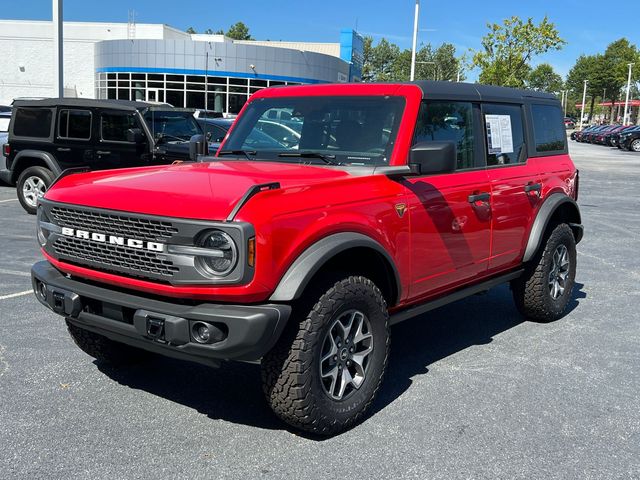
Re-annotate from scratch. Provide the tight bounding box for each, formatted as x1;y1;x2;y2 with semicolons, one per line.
473;16;565;87
527;63;563;93
186;27;197;34
361;36;375;82
224;22;253;40
566;54;602;121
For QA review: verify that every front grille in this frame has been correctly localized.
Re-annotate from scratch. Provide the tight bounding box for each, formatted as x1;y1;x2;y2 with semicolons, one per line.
54;236;179;278
50;206;178;242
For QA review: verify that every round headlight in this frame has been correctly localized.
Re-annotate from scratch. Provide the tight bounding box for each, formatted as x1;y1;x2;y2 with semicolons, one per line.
195;230;238;277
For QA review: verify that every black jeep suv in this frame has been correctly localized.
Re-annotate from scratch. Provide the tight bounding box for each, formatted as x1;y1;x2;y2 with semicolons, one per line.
2;99;205;213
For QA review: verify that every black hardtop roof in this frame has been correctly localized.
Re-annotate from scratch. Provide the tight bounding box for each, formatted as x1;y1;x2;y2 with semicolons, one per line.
412;80;558;103
11;98;162;111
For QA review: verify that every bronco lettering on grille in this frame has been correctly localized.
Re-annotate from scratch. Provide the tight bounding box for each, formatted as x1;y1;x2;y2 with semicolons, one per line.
60;227;165;252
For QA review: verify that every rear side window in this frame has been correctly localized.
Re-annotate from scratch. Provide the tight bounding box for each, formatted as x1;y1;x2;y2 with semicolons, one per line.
483;103;525;166
13;108;53;138
531;104;566;153
413;101;475;170
101;112;136;142
58;109;92;140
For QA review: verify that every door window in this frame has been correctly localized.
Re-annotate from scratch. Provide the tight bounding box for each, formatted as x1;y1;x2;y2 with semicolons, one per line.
413;101;476;170
482;104;525;166
531;104;566;153
58;109;92;140
100;112;137;142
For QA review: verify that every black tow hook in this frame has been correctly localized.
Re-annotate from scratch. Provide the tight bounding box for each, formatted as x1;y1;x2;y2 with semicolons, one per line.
146;317;165;340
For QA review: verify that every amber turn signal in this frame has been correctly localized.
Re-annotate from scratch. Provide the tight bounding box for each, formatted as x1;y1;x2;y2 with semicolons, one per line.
247;237;256;267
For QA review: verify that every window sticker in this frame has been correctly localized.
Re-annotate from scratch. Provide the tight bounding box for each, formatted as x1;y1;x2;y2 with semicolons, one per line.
485;114;514;154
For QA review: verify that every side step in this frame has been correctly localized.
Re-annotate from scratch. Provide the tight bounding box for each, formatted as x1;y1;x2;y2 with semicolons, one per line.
389;270;523;326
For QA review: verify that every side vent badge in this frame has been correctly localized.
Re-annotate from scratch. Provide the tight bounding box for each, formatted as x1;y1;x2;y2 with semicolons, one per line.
395;203;407;218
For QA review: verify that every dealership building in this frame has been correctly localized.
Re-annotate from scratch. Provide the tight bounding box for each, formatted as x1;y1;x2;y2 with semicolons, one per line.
0;20;364;114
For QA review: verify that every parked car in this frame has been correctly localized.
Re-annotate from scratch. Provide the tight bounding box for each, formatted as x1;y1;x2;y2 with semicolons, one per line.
603;125;630;146
564;117;575;129
618;126;640;152
196;117;233;152
2;98;205;213
31;81;582;435
593;125;620;145
572;125;597;142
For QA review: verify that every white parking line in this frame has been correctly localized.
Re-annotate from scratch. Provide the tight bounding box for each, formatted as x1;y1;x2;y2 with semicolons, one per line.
0;198;18;203
0;290;32;301
0;269;31;277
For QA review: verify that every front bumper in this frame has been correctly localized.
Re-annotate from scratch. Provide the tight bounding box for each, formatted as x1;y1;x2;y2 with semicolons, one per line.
31;261;291;365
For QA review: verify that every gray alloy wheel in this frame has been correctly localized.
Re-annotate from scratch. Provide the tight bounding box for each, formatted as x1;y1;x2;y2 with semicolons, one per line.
319;309;374;400
631;139;640;152
22;175;47;208
548;244;570;300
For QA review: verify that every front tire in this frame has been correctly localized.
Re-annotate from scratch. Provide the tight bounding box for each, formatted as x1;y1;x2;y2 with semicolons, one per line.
17;166;55;214
261;276;390;435
512;223;577;322
66;320;149;366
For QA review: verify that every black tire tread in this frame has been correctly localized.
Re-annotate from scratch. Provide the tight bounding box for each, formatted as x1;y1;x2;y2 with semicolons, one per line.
261;276;389;435
513;223;576;322
66;320;147;366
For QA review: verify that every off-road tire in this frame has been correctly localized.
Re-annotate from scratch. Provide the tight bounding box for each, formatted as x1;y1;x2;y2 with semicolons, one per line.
66;320;149;366
17;166;55;215
261;276;390;436
512;223;577;322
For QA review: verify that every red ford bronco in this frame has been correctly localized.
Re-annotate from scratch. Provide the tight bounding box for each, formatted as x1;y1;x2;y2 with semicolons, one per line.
31;82;583;435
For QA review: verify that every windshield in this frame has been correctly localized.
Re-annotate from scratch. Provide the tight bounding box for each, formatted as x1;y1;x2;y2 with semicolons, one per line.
143;110;201;143
222;96;406;166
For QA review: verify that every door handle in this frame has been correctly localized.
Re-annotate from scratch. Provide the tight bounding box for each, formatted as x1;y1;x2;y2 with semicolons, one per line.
96;150;111;155
524;182;542;193
468;192;491;203
56;147;71;152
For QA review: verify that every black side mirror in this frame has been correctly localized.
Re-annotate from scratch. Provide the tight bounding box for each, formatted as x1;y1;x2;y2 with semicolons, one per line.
409;141;457;175
189;134;207;161
126;128;144;143
205;131;212;142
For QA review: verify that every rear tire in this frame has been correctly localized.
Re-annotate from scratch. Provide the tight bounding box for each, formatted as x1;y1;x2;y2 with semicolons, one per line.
512;223;577;322
66;320;149;366
17;166;55;214
261;276;390;435
631;139;640;152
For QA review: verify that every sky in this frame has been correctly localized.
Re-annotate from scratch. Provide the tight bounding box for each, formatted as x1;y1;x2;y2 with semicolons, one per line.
2;0;638;79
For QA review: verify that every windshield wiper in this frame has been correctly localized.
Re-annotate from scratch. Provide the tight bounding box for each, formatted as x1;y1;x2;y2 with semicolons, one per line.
218;149;257;161
156;133;188;143
278;151;339;165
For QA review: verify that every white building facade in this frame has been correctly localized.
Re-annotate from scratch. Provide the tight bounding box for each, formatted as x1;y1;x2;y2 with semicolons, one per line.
0;20;363;115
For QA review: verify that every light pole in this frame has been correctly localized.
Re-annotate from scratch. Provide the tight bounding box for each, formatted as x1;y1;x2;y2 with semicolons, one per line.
53;0;63;97
623;63;634;125
563;90;569;117
410;0;420;81
579;79;588;130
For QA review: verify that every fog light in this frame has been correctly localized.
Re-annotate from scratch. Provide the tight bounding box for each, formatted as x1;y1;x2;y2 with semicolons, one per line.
191;321;227;344
36;281;47;301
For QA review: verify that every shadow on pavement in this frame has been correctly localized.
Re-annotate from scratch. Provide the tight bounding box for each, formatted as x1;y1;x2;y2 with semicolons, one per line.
97;282;587;435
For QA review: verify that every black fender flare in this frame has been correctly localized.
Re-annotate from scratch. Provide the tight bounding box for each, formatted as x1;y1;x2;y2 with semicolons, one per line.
11;150;62;182
269;232;402;303
523;193;582;263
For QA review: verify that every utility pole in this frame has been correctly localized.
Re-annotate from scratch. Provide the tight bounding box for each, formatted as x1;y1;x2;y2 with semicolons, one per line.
410;0;419;81
53;0;63;97
623;63;634;125
579;80;588;130
561;90;565;113
563;90;569;117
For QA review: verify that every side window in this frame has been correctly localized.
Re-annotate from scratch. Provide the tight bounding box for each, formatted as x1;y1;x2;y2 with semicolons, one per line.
58;109;92;140
100;112;136;142
482;103;525;166
13;108;53;138
204;125;227;143
531;104;566;153
413;101;475;170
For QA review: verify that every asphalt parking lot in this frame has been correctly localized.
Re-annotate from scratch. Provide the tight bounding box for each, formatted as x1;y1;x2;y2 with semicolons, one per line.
1;142;639;479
